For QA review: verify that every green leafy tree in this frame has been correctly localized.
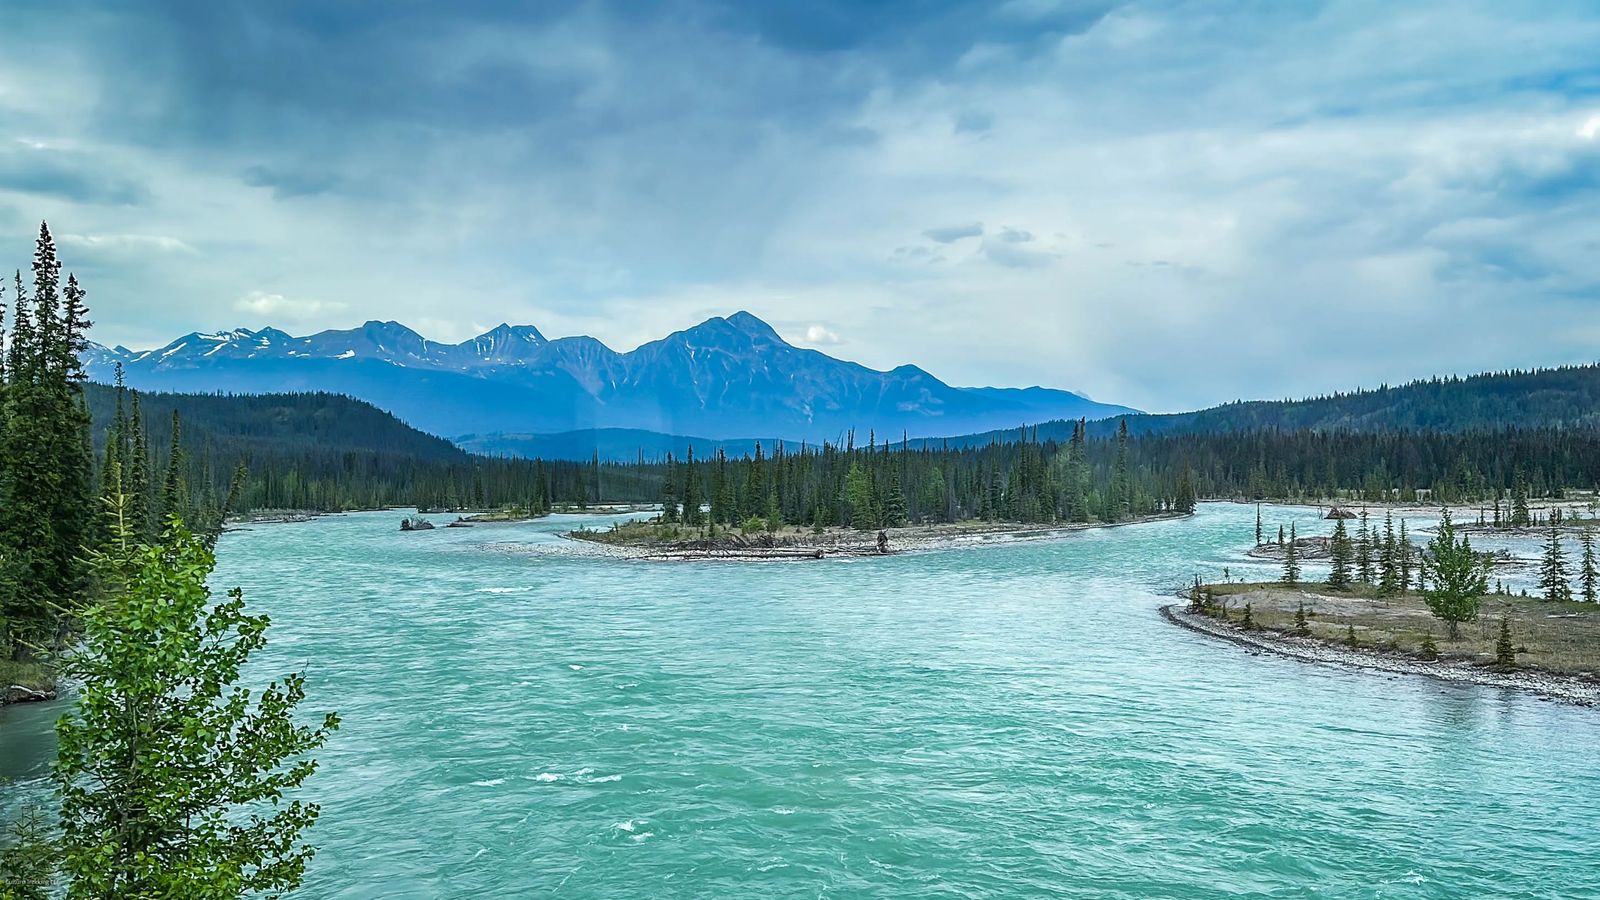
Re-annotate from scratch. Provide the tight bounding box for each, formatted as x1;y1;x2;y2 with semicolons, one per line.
54;502;339;899
1423;511;1488;640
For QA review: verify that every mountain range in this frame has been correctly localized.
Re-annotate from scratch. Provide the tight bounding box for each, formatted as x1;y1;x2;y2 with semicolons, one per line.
85;312;1135;444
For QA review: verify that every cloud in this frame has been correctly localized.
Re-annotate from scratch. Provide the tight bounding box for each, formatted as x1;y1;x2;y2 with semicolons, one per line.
59;232;195;254
953;109;994;134
234;291;346;321
4;0;1600;411
241;165;341;199
981;239;1054;268
803;324;842;345
923;222;984;243
0;146;147;205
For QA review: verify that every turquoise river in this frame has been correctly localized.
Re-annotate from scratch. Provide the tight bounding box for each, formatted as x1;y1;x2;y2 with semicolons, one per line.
3;503;1598;898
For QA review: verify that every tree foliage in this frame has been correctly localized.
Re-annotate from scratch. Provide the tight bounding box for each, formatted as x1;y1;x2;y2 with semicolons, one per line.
53;504;339;898
1422;511;1488;640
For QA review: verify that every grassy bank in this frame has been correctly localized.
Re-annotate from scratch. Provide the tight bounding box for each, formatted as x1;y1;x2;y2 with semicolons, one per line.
1197;581;1600;676
1;657;57;704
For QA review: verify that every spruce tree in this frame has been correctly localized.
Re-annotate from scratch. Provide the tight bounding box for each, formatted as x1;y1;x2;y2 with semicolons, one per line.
1582;527;1598;604
1397;519;1413;594
1538;523;1572;603
1328;517;1353;590
883;469;908;527
1356;509;1374;584
1282;523;1301;586
1418;631;1439;661
127;392;152;540
1254;504;1263;545
162;409;189;523
684;447;704;527
1493;615;1516;670
1293;602;1310;636
1378;511;1398;595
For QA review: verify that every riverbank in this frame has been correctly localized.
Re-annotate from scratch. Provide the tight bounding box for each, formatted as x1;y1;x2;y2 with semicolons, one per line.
566;511;1192;560
1;659;57;707
1162;583;1600;707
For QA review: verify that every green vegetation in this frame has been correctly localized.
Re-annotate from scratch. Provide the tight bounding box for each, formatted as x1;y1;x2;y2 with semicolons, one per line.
1281;524;1300;585
0;226;338;899
1198;580;1600;675
47;504;339;897
1;224;95;667
957;363;1600;445
1494;616;1517;671
1423;512;1489;640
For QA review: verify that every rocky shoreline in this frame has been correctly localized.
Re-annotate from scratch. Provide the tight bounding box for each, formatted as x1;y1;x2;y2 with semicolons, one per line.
1160;604;1600;708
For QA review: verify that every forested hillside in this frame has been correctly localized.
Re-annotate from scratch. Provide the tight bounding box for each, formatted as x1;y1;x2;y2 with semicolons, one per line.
944;364;1600;447
83;384;661;514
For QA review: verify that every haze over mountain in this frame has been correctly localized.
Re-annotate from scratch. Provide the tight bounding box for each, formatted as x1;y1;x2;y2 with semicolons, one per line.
86;311;1135;443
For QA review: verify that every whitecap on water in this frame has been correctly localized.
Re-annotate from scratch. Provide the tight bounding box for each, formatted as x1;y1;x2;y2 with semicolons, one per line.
569;664;584;670
470;778;506;787
531;773;561;782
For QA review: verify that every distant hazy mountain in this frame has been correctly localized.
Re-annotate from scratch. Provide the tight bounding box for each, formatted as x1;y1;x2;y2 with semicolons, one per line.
86;312;1136;442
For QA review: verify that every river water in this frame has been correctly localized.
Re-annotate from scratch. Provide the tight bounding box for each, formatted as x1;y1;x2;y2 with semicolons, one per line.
2;503;1596;898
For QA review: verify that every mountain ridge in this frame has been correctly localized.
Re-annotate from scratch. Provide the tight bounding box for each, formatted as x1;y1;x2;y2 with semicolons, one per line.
86;312;1137;442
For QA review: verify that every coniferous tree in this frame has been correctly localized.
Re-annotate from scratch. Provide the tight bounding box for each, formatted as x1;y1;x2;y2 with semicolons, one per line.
161;410;189;523
126;391;152;540
1254;504;1263;546
1538;523;1572;603
1282;523;1301;585
1493;616;1517;670
1328;517;1353;590
1418;630;1439;661
1293;602;1310;636
1378;511;1399;595
0;224;96;651
1356;509;1374;585
1397;519;1413;594
1581;527;1598;604
882;469;908;527
685;447;704;526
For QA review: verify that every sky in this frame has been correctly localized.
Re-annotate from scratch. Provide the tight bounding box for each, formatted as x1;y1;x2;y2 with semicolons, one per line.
1;0;1598;413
